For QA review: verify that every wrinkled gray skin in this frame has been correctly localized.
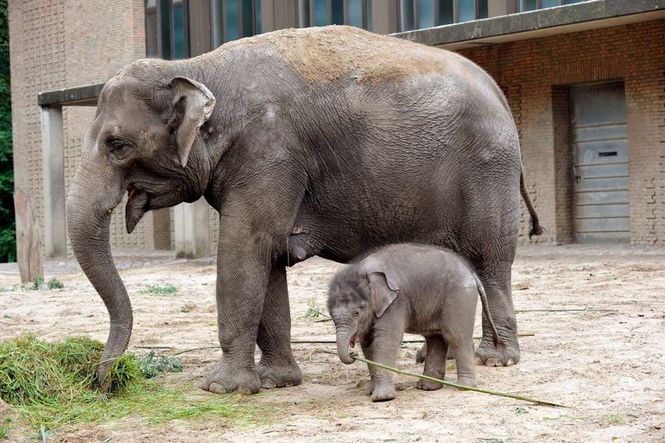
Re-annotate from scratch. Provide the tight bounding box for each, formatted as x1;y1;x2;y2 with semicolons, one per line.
328;243;500;402
66;26;540;394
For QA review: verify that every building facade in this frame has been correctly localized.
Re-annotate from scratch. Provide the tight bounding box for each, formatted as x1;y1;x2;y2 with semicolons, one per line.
8;0;665;260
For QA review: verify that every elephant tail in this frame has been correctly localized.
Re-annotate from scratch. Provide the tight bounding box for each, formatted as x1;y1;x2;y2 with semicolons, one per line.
520;164;543;239
474;274;502;348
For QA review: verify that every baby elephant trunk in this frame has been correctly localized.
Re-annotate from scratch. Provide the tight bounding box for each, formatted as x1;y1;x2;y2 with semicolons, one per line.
335;326;356;365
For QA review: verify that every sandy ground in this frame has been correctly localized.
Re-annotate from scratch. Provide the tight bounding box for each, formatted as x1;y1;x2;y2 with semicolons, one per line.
1;244;664;442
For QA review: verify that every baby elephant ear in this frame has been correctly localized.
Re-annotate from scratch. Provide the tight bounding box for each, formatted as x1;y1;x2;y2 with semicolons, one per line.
368;272;399;318
168;76;216;168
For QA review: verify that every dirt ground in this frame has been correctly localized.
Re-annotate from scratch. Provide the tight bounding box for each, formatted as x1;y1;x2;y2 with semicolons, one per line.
1;244;664;442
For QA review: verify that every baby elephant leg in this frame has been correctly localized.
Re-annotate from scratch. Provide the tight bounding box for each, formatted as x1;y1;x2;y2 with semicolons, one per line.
360;333;376;396
368;318;403;402
451;341;477;387
442;291;478;387
416;335;448;391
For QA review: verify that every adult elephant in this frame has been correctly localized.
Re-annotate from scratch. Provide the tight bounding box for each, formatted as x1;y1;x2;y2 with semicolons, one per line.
66;25;541;394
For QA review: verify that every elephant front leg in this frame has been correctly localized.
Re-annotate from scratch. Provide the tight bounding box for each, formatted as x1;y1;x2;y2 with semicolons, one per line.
201;235;270;394
256;266;302;389
368;317;404;402
360;331;376;395
475;265;520;367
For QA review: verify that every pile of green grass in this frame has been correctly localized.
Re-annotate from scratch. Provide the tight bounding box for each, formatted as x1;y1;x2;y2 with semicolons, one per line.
0;336;261;435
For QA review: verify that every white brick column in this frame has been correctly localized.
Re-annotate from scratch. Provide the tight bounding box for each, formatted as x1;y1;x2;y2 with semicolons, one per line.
40;105;67;258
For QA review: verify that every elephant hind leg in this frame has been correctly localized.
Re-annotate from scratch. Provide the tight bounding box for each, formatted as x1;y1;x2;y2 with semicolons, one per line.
256;266;303;389
416;334;447;391
474;262;520;367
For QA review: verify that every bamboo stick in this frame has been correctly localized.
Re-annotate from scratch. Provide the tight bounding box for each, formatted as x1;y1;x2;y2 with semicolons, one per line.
317;349;566;407
515;308;616;313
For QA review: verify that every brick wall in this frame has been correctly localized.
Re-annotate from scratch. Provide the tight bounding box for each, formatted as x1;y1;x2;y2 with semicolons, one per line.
458;19;665;245
9;0;152;257
9;0;65;250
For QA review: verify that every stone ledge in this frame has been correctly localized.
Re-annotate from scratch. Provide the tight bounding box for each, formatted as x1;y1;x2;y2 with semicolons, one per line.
393;0;665;47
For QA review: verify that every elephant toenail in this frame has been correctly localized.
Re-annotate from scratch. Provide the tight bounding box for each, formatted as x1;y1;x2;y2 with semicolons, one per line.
262;378;277;389
505;358;515;366
208;382;226;393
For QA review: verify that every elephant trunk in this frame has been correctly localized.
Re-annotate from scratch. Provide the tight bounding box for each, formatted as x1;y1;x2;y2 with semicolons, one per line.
335;325;356;365
66;156;131;392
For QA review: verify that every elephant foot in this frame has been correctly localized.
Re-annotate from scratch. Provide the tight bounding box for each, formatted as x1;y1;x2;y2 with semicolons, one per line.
365;378;375;395
371;384;396;402
474;335;519;367
416;378;443;391
256;361;302;389
200;363;261;394
456;376;477;387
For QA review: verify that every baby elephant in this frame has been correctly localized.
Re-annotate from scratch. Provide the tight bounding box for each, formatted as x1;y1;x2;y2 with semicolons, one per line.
328;243;501;402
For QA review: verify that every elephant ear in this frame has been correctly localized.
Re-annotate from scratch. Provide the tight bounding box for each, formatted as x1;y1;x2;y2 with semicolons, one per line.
168;76;216;168
367;271;399;318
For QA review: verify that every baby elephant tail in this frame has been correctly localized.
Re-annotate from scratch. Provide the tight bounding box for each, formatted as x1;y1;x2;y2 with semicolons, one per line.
474;275;503;348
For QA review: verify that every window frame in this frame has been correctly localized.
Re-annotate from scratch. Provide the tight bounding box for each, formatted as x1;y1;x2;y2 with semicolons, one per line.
297;0;371;29
399;0;489;32
518;0;582;12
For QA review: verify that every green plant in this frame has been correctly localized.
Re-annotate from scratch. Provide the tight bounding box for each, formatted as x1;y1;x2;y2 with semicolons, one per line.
142;284;178;295
30;276;43;290
0;418;10;439
0;335;263;431
136;351;183;379
46;279;64;290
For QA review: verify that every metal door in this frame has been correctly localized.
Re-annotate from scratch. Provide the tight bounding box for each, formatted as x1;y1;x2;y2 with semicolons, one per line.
572;82;629;243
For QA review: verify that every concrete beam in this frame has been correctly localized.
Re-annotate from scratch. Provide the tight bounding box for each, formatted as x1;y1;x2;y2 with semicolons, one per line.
174;198;210;258
40;106;66;258
393;0;665;49
37;83;104;107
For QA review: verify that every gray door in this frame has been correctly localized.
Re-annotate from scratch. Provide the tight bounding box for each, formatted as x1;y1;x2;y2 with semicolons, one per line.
572;82;629;243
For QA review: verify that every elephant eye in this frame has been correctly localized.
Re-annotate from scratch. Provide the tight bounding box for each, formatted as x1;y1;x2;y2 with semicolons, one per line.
352;308;360;318
107;138;132;153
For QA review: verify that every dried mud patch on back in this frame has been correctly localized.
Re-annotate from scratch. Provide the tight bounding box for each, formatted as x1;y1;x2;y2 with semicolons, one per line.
211;25;454;83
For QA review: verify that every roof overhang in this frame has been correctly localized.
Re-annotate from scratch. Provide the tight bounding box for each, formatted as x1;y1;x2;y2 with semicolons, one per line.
392;0;665;50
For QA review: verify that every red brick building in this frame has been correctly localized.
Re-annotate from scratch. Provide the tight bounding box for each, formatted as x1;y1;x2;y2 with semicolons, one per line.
8;1;665;260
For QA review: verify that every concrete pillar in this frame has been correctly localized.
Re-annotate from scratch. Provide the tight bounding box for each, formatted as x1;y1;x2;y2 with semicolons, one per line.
174;198;210;258
489;1;518;17
371;0;399;34
261;0;299;32
40;105;67;258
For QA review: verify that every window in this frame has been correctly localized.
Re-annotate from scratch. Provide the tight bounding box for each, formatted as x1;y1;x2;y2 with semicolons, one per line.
212;0;262;46
145;0;158;57
398;0;488;31
520;0;587;12
297;0;372;30
172;0;187;59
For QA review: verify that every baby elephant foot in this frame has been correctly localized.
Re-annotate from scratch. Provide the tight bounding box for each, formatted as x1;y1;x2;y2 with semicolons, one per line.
371;384;396;402
456;376;477;387
200;363;261;394
416;379;443;391
365;378;375;396
256;361;302;389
